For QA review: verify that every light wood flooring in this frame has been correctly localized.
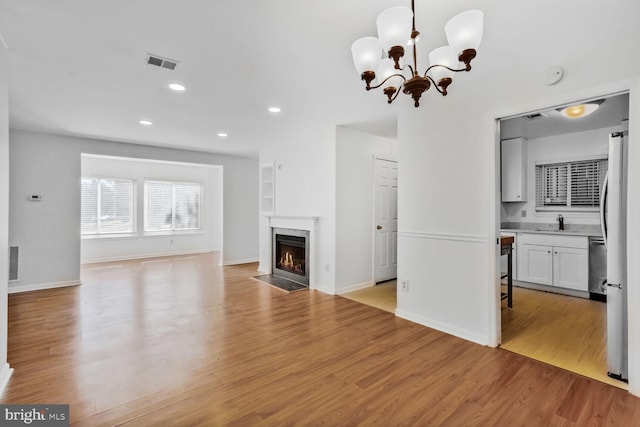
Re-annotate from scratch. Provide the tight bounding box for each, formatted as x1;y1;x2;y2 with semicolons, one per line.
341;280;397;313
501;283;626;390
2;253;640;425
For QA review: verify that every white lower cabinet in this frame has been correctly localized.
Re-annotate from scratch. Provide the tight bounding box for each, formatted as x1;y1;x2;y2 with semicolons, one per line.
517;233;588;292
520;244;553;285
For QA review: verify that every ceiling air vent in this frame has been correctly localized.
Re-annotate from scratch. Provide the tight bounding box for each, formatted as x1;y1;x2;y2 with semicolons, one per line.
524;112;547;121
146;54;180;71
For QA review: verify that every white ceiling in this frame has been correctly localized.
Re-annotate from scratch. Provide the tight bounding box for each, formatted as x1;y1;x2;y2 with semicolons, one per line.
1;1;639;157
0;0;407;156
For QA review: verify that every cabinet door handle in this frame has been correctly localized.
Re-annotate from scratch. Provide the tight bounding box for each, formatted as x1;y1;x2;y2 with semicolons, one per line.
547;251;551;254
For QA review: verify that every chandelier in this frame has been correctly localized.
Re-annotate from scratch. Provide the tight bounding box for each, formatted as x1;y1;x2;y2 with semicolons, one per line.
351;1;484;107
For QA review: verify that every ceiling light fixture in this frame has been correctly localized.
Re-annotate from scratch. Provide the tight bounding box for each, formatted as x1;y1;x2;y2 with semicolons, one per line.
268;107;281;113
351;1;484;107
557;99;605;119
139;120;153;126
168;83;186;91
217;132;228;137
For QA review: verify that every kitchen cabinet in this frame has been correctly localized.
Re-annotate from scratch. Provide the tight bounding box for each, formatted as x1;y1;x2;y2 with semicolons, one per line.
517;233;588;292
501;138;527;202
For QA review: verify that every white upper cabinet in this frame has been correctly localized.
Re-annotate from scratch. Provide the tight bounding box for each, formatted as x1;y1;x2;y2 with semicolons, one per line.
501;138;527;202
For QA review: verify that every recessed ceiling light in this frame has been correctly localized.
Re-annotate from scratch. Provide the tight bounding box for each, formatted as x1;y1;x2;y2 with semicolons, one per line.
557;99;605;119
168;83;186;91
139;120;153;126
268;106;281;113
217;132;228;137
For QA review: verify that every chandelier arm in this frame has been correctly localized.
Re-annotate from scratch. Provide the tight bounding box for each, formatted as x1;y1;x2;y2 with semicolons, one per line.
423;64;470;76
367;73;407;91
425;75;445;95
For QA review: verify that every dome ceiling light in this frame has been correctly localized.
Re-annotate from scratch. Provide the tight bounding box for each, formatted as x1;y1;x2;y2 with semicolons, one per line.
351;1;484;107
558;99;605;119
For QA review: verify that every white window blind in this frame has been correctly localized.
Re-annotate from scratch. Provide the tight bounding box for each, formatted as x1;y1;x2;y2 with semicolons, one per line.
535;158;607;210
145;180;201;232
81;178;134;235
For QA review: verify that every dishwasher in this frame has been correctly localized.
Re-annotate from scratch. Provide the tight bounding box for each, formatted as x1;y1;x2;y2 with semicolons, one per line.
589;236;607;301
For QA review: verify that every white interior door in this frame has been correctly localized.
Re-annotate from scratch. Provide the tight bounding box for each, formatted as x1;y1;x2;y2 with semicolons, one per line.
374;158;398;283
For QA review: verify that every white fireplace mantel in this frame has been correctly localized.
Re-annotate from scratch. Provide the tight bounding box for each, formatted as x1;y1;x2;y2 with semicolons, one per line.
266;215;319;232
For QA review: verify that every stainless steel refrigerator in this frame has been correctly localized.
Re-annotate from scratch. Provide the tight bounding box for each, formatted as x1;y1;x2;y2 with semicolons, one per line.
600;131;628;382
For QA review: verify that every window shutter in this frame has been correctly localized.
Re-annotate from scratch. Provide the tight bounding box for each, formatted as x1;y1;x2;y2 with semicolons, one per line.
99;179;133;233
146;181;174;231
81;178;98;234
535;158;607;211
174;183;201;230
145;180;202;232
81;178;133;235
570;159;607;207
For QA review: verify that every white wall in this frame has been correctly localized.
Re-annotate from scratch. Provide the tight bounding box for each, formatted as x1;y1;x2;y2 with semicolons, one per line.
258;122;336;293
9;130;258;291
334;126;397;293
80;155;223;263
502;126;618;225
0;40;12;391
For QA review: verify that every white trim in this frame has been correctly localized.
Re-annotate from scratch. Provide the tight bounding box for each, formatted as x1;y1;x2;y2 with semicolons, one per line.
0;363;13;396
222;257;259;266
9;280;81;294
312;285;335;295
398;230;487;244
335;281;375;295
267;215;319;231
395;308;489;346
81;249;211;264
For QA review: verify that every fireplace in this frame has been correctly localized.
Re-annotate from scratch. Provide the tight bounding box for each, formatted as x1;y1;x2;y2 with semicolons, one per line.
272;227;310;286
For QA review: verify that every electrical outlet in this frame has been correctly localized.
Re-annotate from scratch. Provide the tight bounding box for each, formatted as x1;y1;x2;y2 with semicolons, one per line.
325;264;330;272
521;210;527;217
401;280;409;292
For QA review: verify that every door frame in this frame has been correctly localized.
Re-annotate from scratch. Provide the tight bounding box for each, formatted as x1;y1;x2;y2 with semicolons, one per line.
372;156;398;284
489;79;640;395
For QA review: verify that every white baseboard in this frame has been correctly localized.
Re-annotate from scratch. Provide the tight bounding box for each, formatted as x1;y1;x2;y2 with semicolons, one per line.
0;363;13;396
222;257;259;266
81;250;211;264
395;308;489;346
335;281;374;295
9;280;81;294
312;285;335;295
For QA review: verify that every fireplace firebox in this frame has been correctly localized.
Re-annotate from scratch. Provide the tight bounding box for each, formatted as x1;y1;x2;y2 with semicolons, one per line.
272;227;309;286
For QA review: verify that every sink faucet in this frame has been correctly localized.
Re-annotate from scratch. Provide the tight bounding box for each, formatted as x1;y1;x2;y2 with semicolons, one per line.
558;214;564;231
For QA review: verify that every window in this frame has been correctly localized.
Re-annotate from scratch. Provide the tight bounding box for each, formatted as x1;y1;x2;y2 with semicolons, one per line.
145;181;201;232
535;158;607;211
81;178;134;235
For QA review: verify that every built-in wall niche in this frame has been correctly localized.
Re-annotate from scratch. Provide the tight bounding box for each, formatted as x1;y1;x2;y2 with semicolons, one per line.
260;163;275;214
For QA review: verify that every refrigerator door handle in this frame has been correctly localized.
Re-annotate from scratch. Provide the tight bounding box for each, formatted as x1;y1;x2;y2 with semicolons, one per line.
600;170;608;248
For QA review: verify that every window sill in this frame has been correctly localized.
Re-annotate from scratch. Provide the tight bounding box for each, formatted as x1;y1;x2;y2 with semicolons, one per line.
143;230;204;237
81;233;138;240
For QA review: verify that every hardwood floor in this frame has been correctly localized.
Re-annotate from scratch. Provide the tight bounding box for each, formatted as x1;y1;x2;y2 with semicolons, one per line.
2;253;640;425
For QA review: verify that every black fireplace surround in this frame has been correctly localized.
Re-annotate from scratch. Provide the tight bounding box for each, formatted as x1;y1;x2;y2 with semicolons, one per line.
272;227;310;286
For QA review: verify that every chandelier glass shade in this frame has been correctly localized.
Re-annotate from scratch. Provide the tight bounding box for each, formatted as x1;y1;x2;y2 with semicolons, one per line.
351;1;484;107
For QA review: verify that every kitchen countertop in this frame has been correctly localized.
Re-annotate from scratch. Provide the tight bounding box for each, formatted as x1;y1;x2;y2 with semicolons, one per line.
501;222;602;237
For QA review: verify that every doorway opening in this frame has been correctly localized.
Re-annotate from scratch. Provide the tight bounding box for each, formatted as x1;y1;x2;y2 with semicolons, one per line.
496;92;629;389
